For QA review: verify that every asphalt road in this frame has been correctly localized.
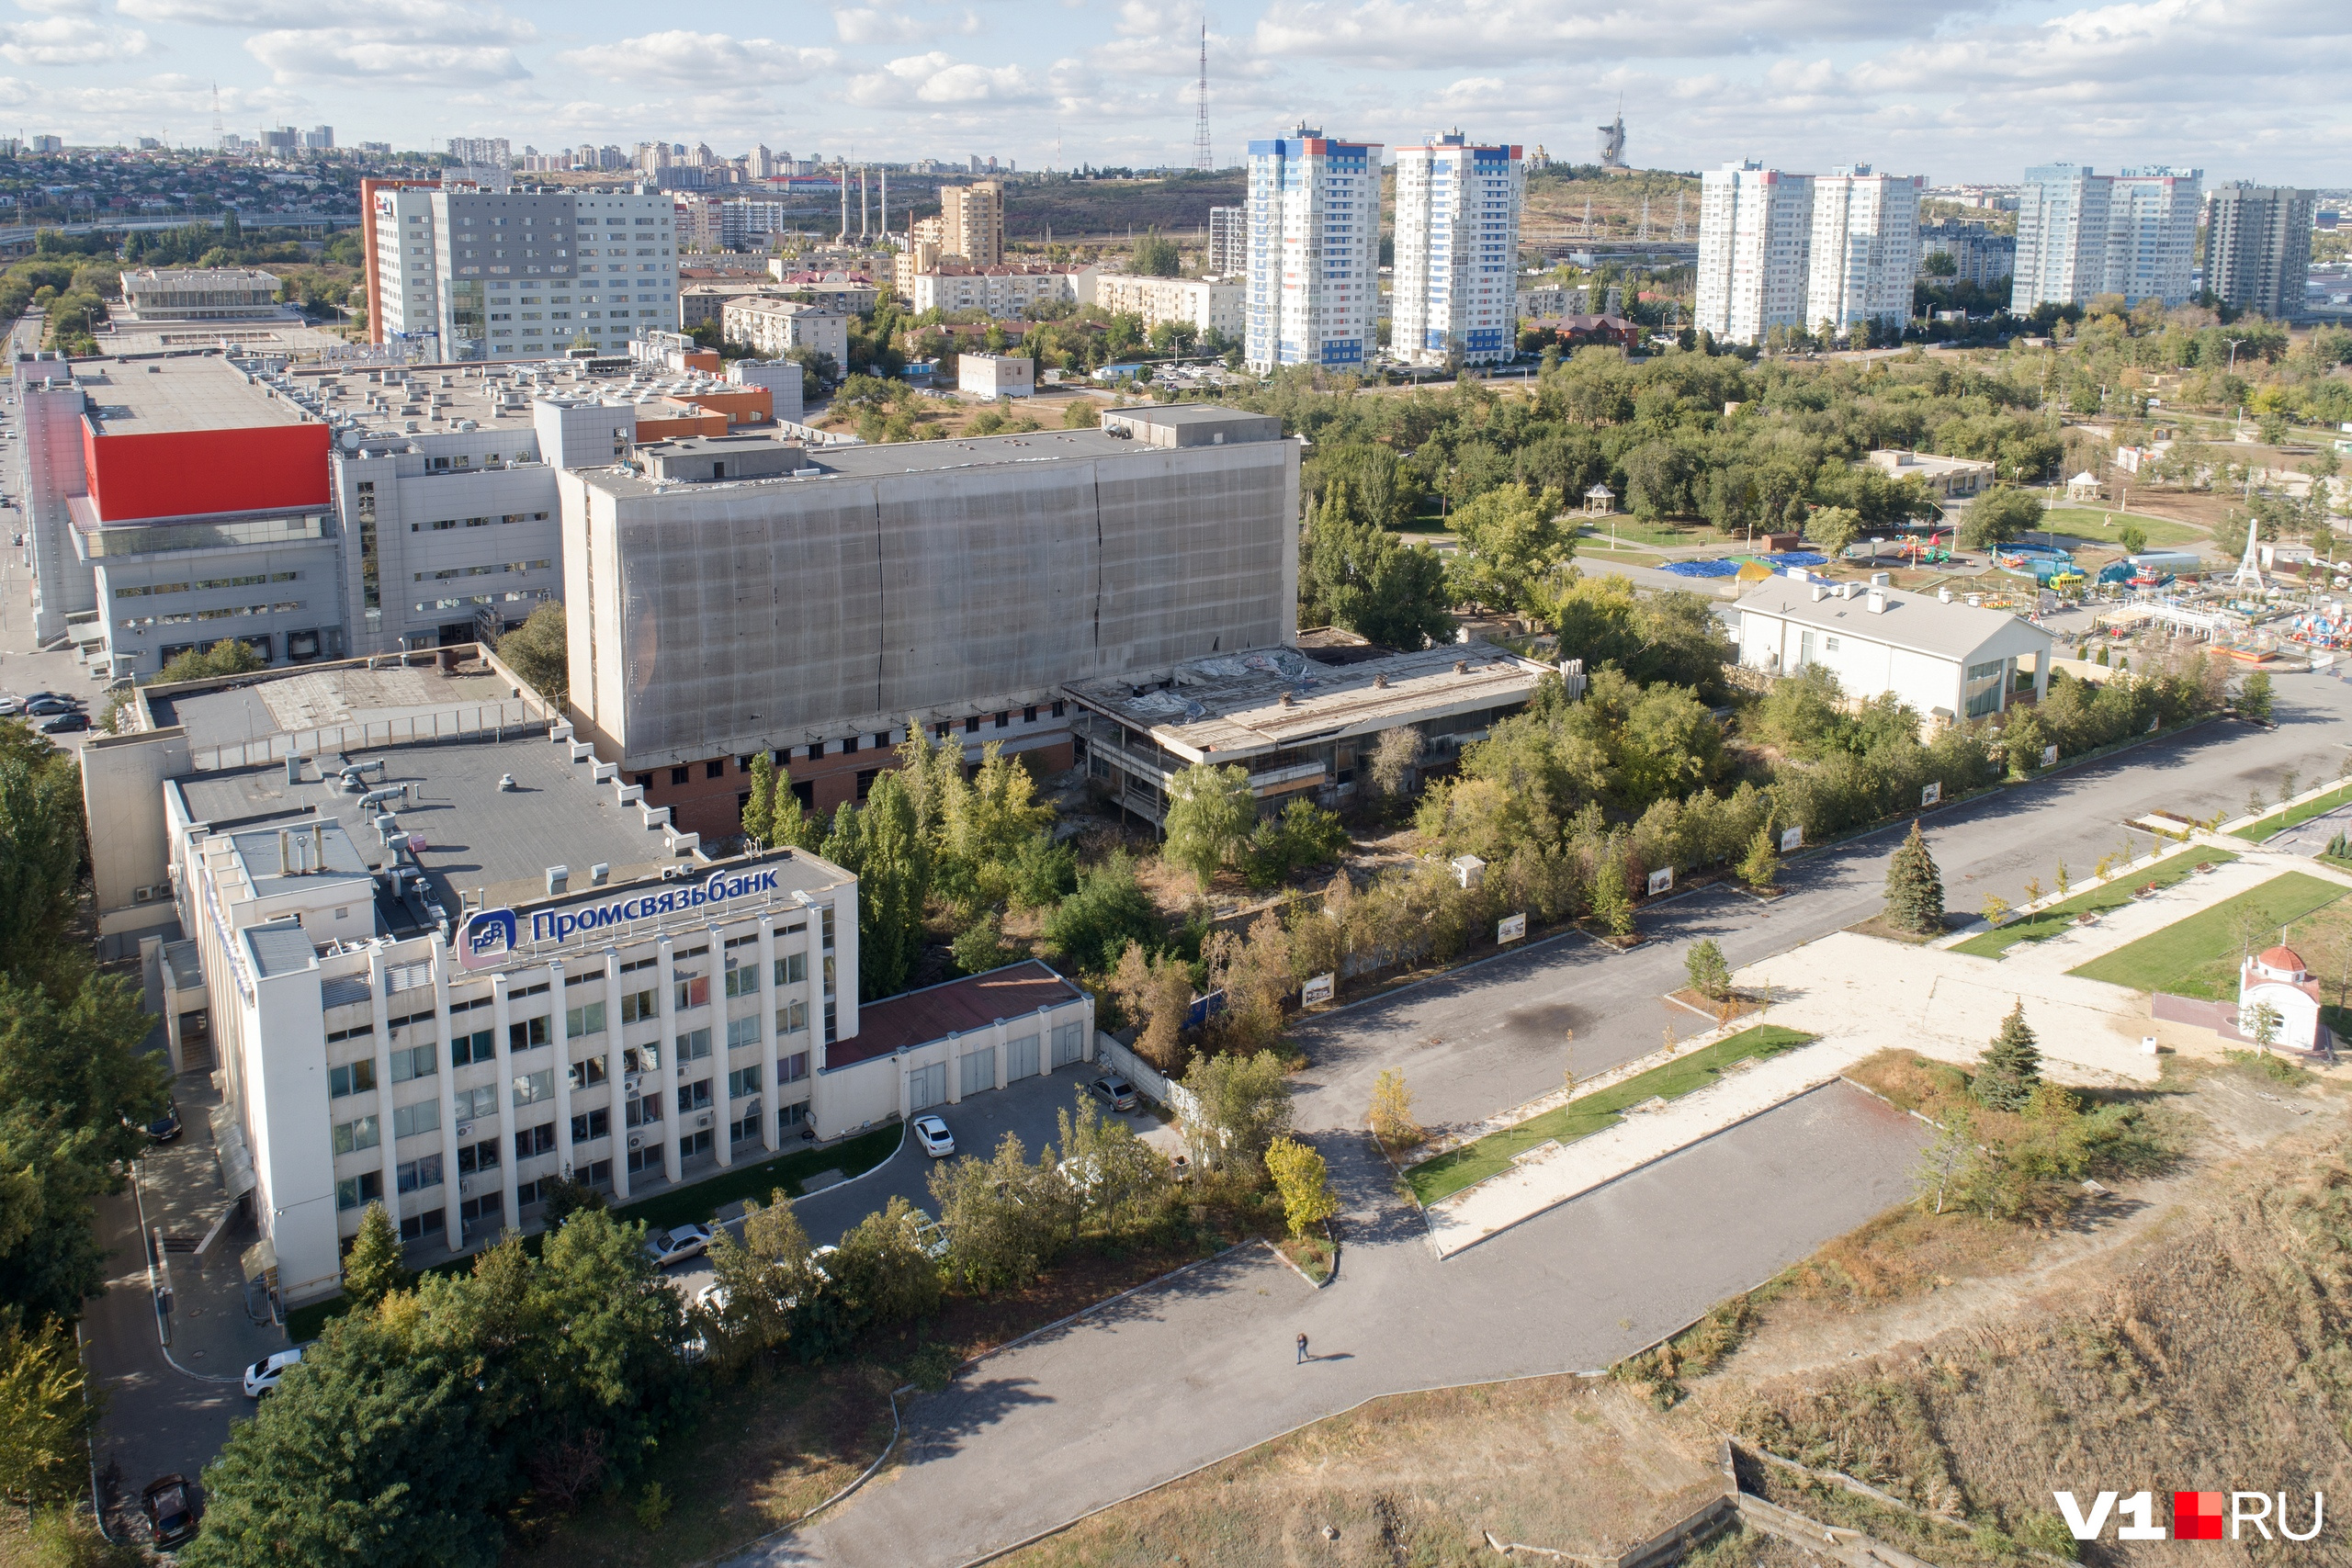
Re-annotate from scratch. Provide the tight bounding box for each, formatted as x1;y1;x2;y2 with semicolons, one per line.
762;671;2352;1566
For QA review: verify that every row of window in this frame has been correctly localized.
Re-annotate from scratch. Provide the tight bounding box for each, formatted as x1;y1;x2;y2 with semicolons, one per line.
412;560;549;582
115;571;298;599
119;602;301;629
411;511;550;532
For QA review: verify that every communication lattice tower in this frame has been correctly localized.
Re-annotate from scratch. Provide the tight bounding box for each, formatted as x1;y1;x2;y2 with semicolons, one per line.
1192;24;1213;171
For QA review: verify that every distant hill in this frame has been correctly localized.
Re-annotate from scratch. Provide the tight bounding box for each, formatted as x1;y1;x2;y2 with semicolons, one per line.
1004;172;1247;243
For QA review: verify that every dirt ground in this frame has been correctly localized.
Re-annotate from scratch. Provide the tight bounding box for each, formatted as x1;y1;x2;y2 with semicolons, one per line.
1001;1060;2352;1568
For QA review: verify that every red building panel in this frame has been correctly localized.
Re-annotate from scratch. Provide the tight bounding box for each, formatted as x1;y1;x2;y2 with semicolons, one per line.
83;422;333;524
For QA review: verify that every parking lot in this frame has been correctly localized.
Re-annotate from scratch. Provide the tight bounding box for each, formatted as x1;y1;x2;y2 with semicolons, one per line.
658;1057;1168;1301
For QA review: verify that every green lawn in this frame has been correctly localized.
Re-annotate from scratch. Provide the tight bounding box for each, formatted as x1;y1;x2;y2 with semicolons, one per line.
2233;781;2352;842
1951;845;2239;959
2067;872;2348;998
1577;546;1671;567
1577;518;1715;548
2039;508;2208;548
1402;1024;1815;1205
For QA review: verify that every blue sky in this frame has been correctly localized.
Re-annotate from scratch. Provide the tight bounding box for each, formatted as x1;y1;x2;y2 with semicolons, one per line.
9;0;2347;185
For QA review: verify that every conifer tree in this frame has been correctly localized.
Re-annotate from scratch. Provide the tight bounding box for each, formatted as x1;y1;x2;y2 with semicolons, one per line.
1883;819;1944;934
1973;999;2041;1110
741;750;775;848
342;1201;411;1311
1736;824;1780;892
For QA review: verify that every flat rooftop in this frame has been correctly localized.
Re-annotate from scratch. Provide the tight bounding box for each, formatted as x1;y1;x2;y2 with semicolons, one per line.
151;664;519;754
1064;641;1552;763
178;723;693;935
833;961;1084;1070
75;355;302;436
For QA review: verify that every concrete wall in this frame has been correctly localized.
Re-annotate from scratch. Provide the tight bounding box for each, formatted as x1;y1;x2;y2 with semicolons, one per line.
567;434;1298;775
19;371;94;645
84;725;190;952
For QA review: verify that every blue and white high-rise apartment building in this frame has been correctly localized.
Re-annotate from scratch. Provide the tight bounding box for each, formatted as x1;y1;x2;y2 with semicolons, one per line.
1245;127;1384;371
1391;131;1524;367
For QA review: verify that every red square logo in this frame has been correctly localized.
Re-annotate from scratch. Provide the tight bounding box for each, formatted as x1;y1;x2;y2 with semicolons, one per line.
2175;1492;2226;1541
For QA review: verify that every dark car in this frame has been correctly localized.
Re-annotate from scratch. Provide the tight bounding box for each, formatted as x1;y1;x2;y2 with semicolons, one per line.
142;1472;201;1550
146;1098;182;1143
22;695;74;716
38;711;88;733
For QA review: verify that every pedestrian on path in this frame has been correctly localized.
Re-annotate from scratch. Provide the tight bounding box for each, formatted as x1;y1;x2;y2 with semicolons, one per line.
1296;1333;1309;1364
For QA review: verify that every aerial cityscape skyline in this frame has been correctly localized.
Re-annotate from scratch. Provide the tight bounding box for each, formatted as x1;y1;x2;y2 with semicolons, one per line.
1;0;2344;182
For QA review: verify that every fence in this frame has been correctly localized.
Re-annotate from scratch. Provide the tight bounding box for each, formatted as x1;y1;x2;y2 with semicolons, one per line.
191;701;548;771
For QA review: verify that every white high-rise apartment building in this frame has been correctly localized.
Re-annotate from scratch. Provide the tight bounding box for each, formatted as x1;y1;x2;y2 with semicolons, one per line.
368;186;678;362
1205;205;1247;276
1244;126;1383;371
1390;131;1525;367
1694;162;1815;344
2101;167;2202;306
1804;165;1923;335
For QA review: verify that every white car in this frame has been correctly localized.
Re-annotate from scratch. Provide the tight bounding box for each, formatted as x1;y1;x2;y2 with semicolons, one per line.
912;1113;955;1158
0;695;20;716
643;1223;715;1268
909;1211;949;1259
695;1281;729;1314
243;1344;310;1397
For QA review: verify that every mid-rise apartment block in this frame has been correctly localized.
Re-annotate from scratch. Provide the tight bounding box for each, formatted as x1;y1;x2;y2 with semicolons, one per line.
918;181;1004;265
1206;205;1247;276
1917;221;2017;288
2206;183;2315;321
1694;162;1815;344
1390;131;1525;366
1091;272;1244;340
2012;164;2201;312
558;405;1298;838
365;182;678;362
1804;166;1922;335
905;264;1096;320
719;297;852;366
1244;127;1383;370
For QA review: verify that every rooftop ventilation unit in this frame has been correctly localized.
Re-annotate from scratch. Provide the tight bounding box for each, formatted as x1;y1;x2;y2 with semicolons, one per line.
498;773;517;791
591;863;610;886
546;865;570;896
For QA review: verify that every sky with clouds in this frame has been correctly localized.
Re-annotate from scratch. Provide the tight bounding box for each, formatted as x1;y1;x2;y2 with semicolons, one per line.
7;0;2347;186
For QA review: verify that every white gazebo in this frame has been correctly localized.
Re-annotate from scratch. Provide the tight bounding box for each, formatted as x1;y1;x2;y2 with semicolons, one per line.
2064;470;2103;501
1584;483;1615;517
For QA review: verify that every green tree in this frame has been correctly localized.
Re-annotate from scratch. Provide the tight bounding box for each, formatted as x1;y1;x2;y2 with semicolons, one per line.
1444;482;1571;616
1263;1136;1340;1236
1178;1049;1293;1175
2117;522;2148;556
1162;762;1256;888
1039;853;1159;975
496;602;569;709
0;1320;96;1506
1052;1091;1169;1236
1959;486;2044;550
0;735;88;994
1913;1103;1976;1215
1589;846;1634;938
1883;820;1945;935
1367;1068;1422;1149
1300;479;1455;649
702;1190;811;1371
1109;940;1193;1071
154;637;264;686
823;772;926;999
928;1132;1054;1294
1131;231;1182;276
1736;824;1781;892
2238;669;2273;724
741;750;775;847
186;1321;507;1568
829;1196;944;1325
341;1201;411;1311
1804;504;1863;560
1973;999;2042;1110
950;911;1017;975
1684;939;1732;1001
769;777;820;852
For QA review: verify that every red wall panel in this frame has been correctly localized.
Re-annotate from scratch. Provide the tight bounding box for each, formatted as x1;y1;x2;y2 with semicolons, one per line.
83;422;333;524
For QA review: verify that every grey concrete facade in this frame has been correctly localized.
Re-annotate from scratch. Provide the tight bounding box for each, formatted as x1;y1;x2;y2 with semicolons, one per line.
562;408;1300;773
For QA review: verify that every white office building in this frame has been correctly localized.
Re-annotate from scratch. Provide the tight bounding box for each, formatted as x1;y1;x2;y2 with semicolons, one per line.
368;185;678;363
1244;127;1383;371
1390;131;1525;367
110;660;1096;1306
1804;166;1923;335
1694;162;1815;344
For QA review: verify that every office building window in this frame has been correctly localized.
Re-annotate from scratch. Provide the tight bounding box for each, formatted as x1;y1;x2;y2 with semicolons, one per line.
335;1170;384;1211
328;1060;376;1098
566;1000;606;1038
333;1114;379;1155
452;1028;495;1067
571;1107;611;1143
390;1043;436;1082
508;1016;550;1052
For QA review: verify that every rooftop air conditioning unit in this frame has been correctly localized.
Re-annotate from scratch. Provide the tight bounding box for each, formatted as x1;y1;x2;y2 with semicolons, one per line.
628;1132;645;1150
455;1122;472;1139
695;1111;713;1130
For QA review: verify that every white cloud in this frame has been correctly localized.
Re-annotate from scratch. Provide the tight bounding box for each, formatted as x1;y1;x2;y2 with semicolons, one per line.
844;50;1039;106
833;6;978;44
558;29;838;85
245;29;527;84
0;14;144;62
1250;0;1988;68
